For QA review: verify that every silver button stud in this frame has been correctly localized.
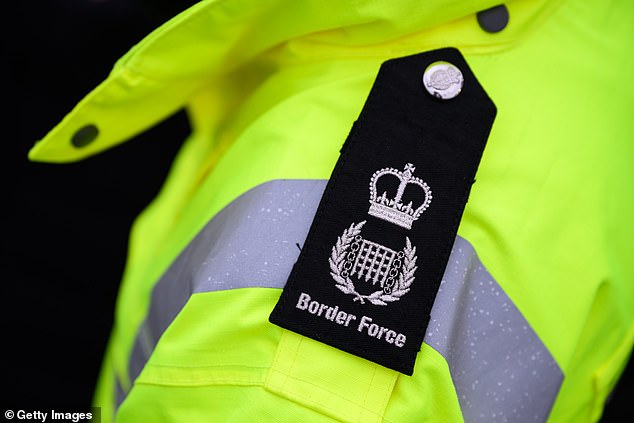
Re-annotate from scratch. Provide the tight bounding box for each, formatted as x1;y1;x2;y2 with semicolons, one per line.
423;61;464;100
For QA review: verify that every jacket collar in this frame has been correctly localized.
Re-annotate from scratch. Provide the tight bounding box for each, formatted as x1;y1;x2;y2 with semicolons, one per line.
30;0;561;162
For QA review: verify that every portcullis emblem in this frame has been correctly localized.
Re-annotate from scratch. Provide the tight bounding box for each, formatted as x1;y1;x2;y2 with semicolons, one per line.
329;164;432;305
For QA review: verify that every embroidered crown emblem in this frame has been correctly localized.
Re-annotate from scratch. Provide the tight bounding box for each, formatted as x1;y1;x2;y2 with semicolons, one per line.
368;163;432;229
329;162;430;306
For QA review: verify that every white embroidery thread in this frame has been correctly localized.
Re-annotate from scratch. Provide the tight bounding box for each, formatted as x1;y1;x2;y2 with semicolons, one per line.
368;163;432;230
329;221;418;306
329;163;429;305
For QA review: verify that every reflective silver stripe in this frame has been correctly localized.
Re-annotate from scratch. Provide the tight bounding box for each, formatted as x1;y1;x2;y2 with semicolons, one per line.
115;373;126;410
123;179;326;406
120;179;562;422
425;237;563;422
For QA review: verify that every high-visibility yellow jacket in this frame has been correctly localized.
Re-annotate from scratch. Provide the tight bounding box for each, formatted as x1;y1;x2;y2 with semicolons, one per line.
31;0;634;421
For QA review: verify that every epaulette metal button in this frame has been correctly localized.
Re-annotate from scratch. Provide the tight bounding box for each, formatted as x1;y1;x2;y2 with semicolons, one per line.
423;61;464;100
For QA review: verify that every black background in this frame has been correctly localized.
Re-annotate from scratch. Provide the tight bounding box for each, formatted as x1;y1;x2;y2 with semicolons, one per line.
4;0;195;409
3;0;631;420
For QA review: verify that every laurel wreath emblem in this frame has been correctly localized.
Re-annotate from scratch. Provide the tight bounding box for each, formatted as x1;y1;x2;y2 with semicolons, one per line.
329;221;418;305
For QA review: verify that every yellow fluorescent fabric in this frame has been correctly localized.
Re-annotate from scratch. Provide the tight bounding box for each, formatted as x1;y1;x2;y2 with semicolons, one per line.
127;290;464;423
31;0;634;422
265;331;399;423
